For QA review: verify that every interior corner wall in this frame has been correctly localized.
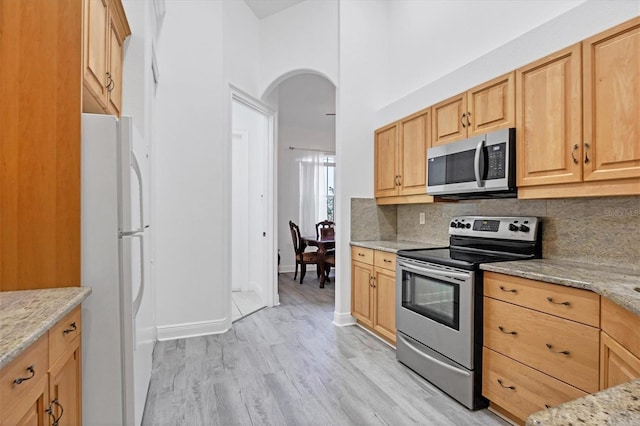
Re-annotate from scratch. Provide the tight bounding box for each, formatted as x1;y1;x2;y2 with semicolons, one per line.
223;0;261;98
154;0;228;337
259;0;339;97
335;0;390;319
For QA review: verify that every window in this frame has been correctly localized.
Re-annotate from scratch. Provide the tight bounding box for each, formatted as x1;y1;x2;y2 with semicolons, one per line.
299;153;336;236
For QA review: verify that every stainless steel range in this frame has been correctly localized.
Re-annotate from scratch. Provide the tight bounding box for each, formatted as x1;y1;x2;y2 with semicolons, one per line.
395;216;541;410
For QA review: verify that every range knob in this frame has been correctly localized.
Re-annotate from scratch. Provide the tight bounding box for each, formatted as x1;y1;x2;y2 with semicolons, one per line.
508;223;519;232
519;224;530;232
465;223;471;229
457;222;466;228
450;222;456;228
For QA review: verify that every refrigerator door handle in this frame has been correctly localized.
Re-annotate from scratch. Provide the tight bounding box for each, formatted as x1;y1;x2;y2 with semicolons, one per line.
130;151;145;231
129;233;145;318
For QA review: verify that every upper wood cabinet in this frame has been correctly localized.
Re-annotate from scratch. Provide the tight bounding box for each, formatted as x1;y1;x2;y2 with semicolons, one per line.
83;0;131;116
375;108;434;204
517;17;640;199
0;0;82;291
432;72;515;146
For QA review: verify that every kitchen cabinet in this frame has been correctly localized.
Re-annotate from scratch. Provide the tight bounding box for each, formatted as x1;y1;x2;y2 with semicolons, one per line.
83;0;131;116
600;297;640;390
482;272;600;423
351;247;397;343
517;17;640;199
0;307;82;426
0;0;82;291
432;72;515;147
375;109;434;204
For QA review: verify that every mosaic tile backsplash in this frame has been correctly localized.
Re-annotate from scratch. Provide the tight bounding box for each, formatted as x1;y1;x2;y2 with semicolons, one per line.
351;196;640;269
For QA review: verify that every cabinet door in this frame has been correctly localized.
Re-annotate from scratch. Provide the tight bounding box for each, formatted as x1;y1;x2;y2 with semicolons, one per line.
374;124;399;198
83;0;109;109
351;261;373;327
432;93;466;146
583;18;640;182
467;72;515;136
48;344;81;426
372;267;396;343
1;377;48;426
399;109;430;196
107;15;125;116
516;44;582;187
600;331;640;390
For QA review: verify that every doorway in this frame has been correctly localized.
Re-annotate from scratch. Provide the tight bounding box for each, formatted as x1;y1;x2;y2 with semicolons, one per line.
230;88;277;322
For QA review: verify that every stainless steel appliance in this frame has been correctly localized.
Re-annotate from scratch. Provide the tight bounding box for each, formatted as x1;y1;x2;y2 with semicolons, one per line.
396;216;541;410
427;128;516;199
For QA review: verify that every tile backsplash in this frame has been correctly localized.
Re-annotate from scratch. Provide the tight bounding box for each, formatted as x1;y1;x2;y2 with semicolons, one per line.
351;196;640;269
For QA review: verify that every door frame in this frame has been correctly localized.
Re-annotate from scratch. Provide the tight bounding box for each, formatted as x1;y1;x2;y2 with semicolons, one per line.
229;85;278;309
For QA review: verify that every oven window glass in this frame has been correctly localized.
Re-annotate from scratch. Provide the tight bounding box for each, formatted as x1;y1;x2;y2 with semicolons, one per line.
401;270;460;330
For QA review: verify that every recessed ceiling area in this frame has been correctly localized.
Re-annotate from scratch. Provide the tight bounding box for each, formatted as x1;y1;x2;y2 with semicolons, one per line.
244;0;306;20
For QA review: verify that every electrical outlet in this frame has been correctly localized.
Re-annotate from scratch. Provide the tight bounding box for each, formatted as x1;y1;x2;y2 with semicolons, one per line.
419;212;426;225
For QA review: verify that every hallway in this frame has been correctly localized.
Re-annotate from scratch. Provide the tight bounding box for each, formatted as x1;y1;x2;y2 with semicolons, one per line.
142;274;506;425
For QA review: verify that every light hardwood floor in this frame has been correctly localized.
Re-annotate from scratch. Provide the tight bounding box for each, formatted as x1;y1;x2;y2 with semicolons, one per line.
142;274;508;425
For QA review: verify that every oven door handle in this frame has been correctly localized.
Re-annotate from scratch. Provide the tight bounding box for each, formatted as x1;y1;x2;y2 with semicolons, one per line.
398;261;470;281
398;334;471;377
474;138;485;187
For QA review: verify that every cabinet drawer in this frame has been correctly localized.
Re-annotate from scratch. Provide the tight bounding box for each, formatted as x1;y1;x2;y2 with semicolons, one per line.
351;246;374;265
374;251;396;271
49;306;82;363
601;297;640;359
0;334;48;419
484;297;599;393
482;347;586;422
484;272;600;327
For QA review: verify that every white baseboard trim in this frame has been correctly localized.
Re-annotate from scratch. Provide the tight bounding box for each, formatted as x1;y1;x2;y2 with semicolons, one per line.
333;311;356;327
156;318;229;341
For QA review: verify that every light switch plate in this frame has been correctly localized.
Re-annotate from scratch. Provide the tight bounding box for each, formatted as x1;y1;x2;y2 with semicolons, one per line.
419;212;425;225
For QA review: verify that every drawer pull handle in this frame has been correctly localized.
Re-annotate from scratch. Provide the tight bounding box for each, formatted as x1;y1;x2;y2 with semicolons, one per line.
498;326;517;335
13;365;35;384
358;253;365;257
545;404;552;409
383;259;392;263
63;322;77;334
546;343;570;356
46;399;64;426
497;379;515;391
499;285;517;293
546;297;570;306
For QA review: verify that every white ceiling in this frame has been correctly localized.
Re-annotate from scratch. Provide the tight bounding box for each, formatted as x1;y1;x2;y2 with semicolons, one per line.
244;0;305;20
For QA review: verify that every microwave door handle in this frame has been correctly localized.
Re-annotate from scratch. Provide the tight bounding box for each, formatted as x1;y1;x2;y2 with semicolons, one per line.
474;139;485;187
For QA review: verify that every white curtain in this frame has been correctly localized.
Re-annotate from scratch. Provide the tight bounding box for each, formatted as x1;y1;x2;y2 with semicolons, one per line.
299;153;328;237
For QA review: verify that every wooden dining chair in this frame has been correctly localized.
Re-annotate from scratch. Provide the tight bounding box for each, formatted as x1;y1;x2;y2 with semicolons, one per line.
316;220;335;240
289;220;321;284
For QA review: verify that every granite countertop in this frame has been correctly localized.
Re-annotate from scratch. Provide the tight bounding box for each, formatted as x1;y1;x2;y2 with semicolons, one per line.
480;259;640;316
526;379;640;425
350;240;444;253
0;287;92;369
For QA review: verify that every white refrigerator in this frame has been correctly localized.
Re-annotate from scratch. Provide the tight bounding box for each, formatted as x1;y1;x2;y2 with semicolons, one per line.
81;113;154;426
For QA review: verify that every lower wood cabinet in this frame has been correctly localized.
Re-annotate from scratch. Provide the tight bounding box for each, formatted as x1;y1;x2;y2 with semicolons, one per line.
351;246;397;344
0;307;82;426
600;297;640;390
482;272;601;423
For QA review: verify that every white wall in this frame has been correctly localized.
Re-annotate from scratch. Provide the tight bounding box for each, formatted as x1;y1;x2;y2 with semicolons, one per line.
154;0;228;339
223;0;261;98
259;0;339;98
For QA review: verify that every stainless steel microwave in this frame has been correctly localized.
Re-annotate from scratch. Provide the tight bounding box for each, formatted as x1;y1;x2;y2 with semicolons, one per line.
427;128;516;199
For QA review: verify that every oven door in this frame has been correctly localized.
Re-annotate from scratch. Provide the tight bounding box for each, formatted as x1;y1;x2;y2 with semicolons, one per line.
396;257;475;369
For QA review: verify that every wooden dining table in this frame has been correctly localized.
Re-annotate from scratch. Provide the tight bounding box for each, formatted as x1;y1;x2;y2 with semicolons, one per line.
301;236;335;288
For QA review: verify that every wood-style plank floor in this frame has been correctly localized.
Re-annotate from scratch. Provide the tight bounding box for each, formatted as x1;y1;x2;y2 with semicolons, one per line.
142;274;508;425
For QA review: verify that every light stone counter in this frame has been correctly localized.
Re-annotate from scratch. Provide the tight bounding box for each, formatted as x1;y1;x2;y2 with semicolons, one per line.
350;240;444;253
526;379;640;426
0;287;92;369
480;259;640;315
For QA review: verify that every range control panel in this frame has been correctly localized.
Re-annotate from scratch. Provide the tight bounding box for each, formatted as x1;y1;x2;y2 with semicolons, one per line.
449;216;540;241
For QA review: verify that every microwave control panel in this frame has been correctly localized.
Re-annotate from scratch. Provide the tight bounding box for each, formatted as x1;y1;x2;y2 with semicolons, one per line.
486;143;506;179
